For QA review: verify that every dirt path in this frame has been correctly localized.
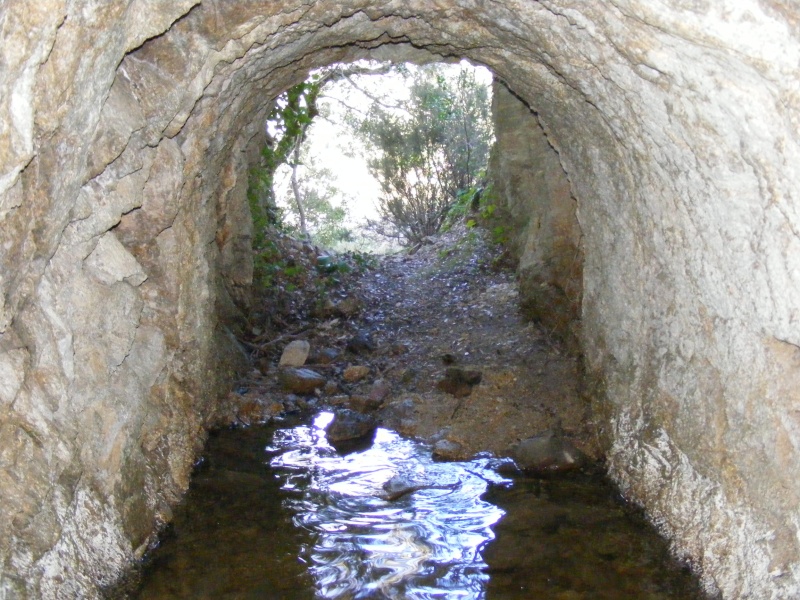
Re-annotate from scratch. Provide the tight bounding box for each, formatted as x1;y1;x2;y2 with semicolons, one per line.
219;226;600;464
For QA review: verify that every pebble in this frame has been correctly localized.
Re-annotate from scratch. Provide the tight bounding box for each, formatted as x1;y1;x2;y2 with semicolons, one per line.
368;379;392;403
391;343;410;355
334;297;361;318
348;395;384;413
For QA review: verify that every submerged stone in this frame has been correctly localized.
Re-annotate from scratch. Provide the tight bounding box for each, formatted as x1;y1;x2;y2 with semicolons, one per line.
511;430;586;474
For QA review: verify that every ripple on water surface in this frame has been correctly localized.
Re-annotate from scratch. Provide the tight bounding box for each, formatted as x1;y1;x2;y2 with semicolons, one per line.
269;413;506;599
134;412;708;599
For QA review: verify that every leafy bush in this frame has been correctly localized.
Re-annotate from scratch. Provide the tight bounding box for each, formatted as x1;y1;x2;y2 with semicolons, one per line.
351;65;493;246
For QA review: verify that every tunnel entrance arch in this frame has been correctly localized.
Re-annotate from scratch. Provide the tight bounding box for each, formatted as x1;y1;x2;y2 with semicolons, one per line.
1;2;799;598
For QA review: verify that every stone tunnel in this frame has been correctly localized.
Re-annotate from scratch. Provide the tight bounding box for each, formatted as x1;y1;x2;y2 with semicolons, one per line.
1;1;799;597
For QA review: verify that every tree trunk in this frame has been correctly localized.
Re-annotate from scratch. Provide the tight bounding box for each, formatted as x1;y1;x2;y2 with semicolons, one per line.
290;127;308;237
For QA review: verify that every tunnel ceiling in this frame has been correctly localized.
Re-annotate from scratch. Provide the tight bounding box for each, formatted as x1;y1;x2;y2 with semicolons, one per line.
1;2;800;599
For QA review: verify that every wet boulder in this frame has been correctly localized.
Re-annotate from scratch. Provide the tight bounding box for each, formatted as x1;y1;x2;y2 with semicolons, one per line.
325;409;378;451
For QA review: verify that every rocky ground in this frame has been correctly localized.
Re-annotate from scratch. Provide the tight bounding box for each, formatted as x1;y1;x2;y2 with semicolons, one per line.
215;225;601;471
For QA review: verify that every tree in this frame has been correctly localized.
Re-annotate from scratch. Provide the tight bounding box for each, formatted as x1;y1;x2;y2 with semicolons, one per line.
353;64;493;245
253;78;323;236
279;158;354;248
250;63;399;239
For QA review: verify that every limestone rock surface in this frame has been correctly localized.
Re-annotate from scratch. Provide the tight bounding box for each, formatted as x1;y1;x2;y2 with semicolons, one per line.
1;1;799;598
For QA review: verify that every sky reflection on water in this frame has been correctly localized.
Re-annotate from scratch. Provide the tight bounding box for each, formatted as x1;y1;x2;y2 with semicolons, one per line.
269;412;508;599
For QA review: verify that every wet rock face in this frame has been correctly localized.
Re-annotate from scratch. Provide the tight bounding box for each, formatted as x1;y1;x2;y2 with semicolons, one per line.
1;1;799;598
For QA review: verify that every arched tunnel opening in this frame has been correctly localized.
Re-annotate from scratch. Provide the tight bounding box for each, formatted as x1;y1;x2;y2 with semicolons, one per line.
1;2;799;598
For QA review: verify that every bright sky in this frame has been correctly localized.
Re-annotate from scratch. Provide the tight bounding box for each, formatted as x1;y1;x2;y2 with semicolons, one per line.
273;60;493;236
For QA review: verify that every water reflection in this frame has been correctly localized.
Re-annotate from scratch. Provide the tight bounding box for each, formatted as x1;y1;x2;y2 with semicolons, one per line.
269;413;507;599
134;414;708;600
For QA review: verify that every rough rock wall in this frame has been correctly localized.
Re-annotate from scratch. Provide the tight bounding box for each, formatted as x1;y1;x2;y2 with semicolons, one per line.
1;1;799;598
488;81;583;348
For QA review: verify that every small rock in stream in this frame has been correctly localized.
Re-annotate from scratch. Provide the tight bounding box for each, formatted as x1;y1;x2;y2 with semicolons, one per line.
432;439;467;461
325;410;378;451
379;474;462;501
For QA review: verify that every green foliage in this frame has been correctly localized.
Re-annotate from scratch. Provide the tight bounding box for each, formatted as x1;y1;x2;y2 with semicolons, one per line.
247;77;329;289
261;79;324;179
491;224;509;245
316;255;351;275
444;180;485;231
449;182;510;245
247;77;325;240
251;239;302;292
352;64;493;246
350;251;378;270
473;185;510;246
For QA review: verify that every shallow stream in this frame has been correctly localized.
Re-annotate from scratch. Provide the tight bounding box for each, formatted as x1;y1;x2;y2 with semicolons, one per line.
134;413;707;599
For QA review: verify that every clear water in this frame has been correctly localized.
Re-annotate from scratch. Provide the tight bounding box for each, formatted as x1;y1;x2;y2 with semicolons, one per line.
133;413;708;599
